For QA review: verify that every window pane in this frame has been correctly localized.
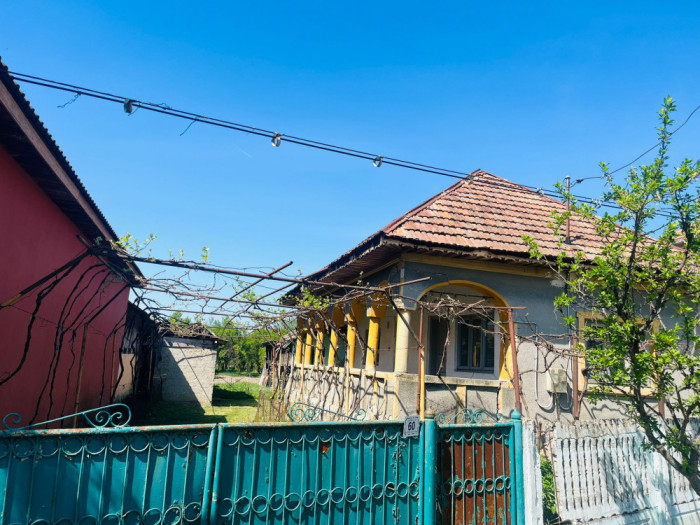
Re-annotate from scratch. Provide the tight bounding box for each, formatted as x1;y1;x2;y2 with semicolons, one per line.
473;337;481;368
457;315;496;372
459;325;469;367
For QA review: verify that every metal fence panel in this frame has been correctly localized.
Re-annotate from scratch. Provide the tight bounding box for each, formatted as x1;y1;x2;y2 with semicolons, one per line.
0;424;216;525
435;409;522;525
437;424;513;525
210;422;422;524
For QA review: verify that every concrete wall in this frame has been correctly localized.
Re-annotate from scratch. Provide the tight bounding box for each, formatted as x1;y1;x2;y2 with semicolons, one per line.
154;337;217;406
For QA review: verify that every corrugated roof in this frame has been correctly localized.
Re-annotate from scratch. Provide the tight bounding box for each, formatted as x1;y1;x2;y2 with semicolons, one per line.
0;57;118;242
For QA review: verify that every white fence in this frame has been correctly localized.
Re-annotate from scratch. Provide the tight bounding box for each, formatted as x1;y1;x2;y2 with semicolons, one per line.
549;420;700;524
524;420;545;525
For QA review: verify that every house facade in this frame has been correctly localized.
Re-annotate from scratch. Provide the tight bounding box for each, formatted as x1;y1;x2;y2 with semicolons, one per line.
0;59;137;426
285;170;645;422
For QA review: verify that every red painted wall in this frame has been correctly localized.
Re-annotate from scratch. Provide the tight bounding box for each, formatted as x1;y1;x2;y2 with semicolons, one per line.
0;146;129;427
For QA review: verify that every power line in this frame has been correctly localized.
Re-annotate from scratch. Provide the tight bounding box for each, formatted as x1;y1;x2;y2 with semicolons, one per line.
572;102;700;186
9;71;691;218
5;72;597;200
10;71;470;180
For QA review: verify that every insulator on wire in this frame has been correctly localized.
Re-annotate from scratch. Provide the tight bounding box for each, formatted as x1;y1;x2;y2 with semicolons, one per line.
123;99;134;114
373;156;383;168
271;133;282;147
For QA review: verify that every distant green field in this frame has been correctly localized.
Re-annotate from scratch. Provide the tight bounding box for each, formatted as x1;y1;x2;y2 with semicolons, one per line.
133;379;272;425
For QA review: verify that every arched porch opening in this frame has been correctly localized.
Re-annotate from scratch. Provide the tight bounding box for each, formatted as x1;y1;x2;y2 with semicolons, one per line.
408;280;512;381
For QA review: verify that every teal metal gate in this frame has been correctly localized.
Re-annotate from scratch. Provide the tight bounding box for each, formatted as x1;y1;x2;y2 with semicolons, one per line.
433;409;525;525
0;406;216;525
0;405;524;525
209;421;421;524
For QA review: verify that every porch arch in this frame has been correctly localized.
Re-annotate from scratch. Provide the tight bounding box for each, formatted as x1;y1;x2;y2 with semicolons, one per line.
415;280;512;381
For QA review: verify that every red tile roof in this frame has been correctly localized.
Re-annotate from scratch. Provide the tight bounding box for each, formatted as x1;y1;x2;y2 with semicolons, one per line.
304;170;609;285
380;170;603;259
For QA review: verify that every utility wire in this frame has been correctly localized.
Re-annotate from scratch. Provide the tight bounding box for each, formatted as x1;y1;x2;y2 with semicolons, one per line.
9;71;469;180
10;71;693;218
572;102;700;186
6;71;605;201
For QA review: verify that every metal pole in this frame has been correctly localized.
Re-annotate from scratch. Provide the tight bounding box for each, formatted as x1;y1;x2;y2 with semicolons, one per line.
93;248;430;292
423;410;437;525
507;308;522;412
565;175;571;244
202;425;219;525
418;307;425;418
511;409;525;525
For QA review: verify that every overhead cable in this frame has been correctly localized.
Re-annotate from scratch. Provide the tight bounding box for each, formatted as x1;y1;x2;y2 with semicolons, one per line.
10;70;694;217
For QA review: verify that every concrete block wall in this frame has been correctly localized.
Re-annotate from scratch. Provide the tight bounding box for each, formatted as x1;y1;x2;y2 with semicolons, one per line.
155;337;217;406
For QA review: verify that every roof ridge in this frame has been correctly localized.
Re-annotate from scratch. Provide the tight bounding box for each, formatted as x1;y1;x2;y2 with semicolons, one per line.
467;169;567;207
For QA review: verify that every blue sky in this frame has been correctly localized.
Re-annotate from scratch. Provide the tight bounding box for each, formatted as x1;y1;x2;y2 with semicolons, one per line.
3;2;700;282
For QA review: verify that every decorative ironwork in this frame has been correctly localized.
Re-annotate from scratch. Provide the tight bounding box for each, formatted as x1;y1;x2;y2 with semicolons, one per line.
0;424;215;525
212;422;421;523
437;424;515;524
288;401;367;422
436;407;505;426
1;403;132;432
0;412;523;525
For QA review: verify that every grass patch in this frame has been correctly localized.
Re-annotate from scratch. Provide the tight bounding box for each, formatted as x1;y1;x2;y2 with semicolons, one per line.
133;377;272;425
215;370;260;377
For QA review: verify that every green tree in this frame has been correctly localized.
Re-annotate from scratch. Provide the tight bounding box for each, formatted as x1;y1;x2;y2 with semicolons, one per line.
210;318;267;374
526;97;700;495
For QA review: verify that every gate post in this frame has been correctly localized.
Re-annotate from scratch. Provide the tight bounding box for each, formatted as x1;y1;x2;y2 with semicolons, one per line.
512;409;525;525
201;425;218;525
423;411;437;525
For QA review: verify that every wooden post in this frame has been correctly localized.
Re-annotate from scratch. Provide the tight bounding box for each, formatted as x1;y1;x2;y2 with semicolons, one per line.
572;350;580;419
294;318;304;364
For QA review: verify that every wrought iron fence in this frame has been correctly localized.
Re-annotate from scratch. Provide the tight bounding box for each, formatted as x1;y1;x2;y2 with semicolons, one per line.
436;409;522;525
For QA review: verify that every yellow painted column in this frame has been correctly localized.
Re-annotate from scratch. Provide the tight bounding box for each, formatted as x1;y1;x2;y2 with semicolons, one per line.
345;299;364;369
366;318;380;373
498;311;512;380
328;306;346;367
304;317;314;366
366;292;388;372
295;318;305;364
314;318;325;365
394;307;413;374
